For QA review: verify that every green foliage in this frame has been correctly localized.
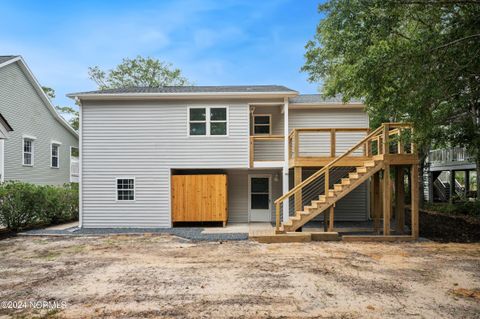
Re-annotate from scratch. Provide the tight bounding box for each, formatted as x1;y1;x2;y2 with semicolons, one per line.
0;181;78;231
88;55;192;90
42;86;79;131
425;201;480;218
302;1;480;159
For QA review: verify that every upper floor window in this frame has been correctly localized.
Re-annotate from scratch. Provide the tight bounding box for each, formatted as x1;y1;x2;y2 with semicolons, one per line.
117;178;135;201
51;143;60;168
189;107;228;136
23;138;34;166
253;114;271;135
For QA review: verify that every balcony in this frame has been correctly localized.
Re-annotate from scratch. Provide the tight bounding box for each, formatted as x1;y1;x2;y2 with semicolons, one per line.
249;135;284;168
427;147;475;171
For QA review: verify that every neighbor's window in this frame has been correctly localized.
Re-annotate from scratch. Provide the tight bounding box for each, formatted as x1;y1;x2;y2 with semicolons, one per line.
253;115;271;135
189;107;227;136
23;138;34;166
117;178;135;201
51;144;60;168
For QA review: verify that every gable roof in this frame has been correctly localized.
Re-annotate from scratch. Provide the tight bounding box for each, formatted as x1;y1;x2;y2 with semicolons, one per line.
68;85;298;100
0;56;78;138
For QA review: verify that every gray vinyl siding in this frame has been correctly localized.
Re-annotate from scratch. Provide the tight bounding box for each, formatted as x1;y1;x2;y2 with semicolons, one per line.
252;105;284;161
81;99;256;228
289;108;368;156
289;109;369;221
226;169;283;223
0;62;78;185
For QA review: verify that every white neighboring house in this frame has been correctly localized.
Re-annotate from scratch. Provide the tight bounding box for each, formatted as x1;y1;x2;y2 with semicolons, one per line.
69;86;370;229
0;55;79;185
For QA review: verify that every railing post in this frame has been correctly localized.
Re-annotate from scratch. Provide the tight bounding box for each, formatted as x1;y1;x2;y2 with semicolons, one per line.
382;123;390;155
410;126;416;155
330;129;336;157
275;202;280;232
294;130;299;159
325;168;330;196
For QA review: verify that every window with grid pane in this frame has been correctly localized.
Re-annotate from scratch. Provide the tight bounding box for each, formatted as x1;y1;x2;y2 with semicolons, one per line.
117;178;135;201
210;107;227;135
189;107;227;136
189;108;206;135
23;139;33;166
51;144;59;168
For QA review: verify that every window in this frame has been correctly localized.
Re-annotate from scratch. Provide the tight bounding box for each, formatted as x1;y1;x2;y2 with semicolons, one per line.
23;138;34;166
253;115;271;135
189;107;228;136
51;144;60;168
117;178;135;201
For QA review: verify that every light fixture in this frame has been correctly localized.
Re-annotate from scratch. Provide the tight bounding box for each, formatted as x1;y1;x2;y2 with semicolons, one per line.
273;173;279;183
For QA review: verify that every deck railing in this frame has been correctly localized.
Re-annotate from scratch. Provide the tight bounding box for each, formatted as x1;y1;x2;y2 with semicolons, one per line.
274;123;414;232
428;147;473;166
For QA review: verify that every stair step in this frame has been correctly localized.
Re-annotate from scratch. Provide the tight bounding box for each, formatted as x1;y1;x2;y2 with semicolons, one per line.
319;195;327;202
299;211;310;216
349;172;359;179
284;220;293;227
357;167;367;173
291;216;301;221
334;184;343;192
341;178;351;185
364;160;376;167
328;190;335;197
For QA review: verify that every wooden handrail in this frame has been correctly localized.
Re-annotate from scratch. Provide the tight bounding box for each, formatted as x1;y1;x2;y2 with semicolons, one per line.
275;125;385;204
292;127;369;133
251;135;284;141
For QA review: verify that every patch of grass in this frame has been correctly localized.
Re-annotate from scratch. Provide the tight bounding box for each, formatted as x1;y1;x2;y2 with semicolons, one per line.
35;250;62;261
66;244;86;254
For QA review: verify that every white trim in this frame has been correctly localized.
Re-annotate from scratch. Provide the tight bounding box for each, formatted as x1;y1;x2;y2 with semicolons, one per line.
248;174;272;222
51;140;62;145
22;137;34;166
252;114;272;136
68;91;299;100
0;140;4;182
22;134;37;140
253;161;284;168
115;177;136;202
289;102;365;109
78;103;83;228
187;106;229;137
0;56;78;137
50;143;60;169
282;97;290;222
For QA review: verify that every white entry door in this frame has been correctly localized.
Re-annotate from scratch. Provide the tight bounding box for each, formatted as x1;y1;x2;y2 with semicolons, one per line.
248;174;271;222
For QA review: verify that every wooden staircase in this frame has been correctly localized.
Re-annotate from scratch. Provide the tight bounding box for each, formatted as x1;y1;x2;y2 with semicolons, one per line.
279;159;383;233
274;123;418;237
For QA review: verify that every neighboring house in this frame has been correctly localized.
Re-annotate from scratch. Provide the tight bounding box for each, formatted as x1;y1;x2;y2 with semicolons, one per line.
0;56;79;185
69;86;373;228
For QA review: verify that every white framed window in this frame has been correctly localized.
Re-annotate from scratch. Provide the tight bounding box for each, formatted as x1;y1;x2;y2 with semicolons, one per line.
116;177;135;201
51;143;60;168
22;138;34;166
253;114;271;135
188;106;228;136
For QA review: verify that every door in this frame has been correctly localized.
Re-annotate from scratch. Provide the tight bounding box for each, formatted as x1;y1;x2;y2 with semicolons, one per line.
248;174;271;222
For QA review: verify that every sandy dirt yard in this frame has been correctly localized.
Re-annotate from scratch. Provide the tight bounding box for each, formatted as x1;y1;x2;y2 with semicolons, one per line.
0;235;479;319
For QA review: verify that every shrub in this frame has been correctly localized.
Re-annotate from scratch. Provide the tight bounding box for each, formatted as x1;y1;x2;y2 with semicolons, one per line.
0;181;78;231
425;200;480;218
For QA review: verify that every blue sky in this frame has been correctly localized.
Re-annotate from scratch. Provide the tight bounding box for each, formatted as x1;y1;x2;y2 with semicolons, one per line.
1;0;324;107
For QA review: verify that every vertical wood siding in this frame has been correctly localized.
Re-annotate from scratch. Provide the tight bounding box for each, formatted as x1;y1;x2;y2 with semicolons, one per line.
0;63;78;185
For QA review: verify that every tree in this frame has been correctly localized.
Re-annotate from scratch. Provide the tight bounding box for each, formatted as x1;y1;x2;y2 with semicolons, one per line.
88;56;191;90
302;0;480;200
42;87;79;131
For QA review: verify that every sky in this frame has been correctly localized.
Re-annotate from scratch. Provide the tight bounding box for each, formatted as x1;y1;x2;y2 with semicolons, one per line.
1;0;324;108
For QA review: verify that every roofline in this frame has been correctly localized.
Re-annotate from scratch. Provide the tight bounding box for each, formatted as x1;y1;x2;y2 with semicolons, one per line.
0;56;78;138
289;102;365;109
67;91;299;100
0;113;13;131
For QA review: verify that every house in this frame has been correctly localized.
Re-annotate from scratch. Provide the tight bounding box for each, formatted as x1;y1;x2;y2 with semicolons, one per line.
0;56;79;185
68;86;419;240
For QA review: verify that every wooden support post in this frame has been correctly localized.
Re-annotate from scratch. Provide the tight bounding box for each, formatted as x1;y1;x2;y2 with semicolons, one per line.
411;164;419;239
328;205;334;232
465;170;470;196
372;172;381;233
383;164;391;235
294;166;302;212
395;166;405;234
383;123;390;155
325;168;330;196
275;202;280;232
294;130;299;159
330;129;336;157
